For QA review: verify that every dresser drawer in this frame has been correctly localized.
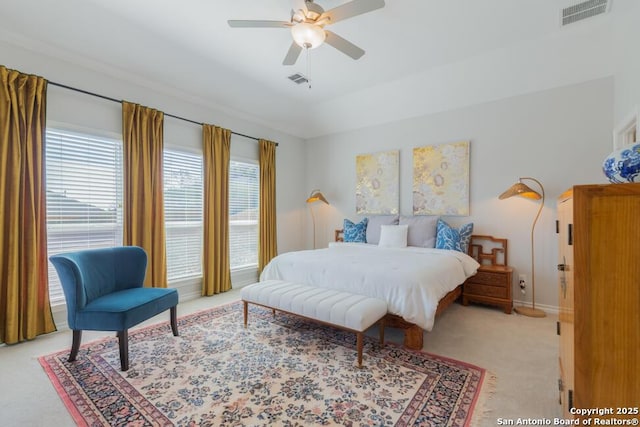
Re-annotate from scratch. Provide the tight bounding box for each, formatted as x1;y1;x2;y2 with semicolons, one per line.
471;271;509;286
464;282;508;298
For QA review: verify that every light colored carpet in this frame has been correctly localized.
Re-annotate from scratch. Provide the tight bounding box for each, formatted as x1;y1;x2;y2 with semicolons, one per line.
0;289;560;426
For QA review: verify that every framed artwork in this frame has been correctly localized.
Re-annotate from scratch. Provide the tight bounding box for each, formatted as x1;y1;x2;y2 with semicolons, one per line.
413;141;470;216
355;150;399;214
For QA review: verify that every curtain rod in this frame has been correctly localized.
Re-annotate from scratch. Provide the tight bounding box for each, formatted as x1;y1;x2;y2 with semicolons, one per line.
48;80;277;145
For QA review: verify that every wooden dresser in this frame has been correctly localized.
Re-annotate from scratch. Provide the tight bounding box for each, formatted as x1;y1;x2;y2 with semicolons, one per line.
557;184;640;419
462;235;513;314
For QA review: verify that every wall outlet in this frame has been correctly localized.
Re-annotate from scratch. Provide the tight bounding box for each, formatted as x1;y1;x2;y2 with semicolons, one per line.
519;274;526;293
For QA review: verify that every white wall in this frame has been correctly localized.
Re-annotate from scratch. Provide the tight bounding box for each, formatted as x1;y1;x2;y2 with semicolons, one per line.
305;78;614;310
613;1;640;126
0;40;309;306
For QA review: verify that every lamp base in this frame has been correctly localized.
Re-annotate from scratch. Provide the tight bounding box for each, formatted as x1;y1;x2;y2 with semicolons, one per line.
514;306;546;318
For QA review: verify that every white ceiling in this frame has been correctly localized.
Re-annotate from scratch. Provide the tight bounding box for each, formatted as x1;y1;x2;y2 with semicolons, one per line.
0;0;617;139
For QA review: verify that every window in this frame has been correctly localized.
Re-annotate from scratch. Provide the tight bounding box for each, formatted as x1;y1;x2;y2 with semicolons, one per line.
164;150;203;281
46;129;123;304
229;160;259;270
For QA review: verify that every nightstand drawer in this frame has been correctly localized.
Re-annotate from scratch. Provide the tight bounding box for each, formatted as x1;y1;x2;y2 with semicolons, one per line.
464;283;508;298
472;271;509;286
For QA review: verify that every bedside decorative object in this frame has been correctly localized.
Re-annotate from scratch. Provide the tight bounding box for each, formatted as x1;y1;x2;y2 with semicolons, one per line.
462;235;513;314
602;143;640;183
498;177;546;318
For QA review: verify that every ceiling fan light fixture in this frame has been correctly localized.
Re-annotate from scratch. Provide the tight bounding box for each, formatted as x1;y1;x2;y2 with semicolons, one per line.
291;22;326;49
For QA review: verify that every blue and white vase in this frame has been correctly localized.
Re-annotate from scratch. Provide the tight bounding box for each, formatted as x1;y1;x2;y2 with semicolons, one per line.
603;143;640;183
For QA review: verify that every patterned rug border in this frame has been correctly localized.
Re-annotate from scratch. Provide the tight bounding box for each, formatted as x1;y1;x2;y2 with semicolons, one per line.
40;300;495;426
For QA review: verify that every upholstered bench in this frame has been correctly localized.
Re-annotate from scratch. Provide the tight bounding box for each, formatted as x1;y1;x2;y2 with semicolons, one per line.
241;280;387;368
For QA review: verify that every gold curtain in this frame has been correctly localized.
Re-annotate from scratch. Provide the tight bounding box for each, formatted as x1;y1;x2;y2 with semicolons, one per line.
202;124;232;295
0;66;56;344
258;139;277;273
122;101;167;288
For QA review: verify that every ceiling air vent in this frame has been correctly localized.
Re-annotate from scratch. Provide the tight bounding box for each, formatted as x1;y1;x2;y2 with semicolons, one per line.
561;0;610;26
287;73;309;85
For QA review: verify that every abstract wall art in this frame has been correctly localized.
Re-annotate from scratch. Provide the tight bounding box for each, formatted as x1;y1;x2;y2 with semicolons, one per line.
355;150;399;214
413;141;470;216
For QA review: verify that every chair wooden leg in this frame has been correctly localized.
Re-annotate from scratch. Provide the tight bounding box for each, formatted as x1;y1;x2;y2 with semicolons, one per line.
170;306;179;336
69;330;82;362
379;318;385;346
117;330;129;371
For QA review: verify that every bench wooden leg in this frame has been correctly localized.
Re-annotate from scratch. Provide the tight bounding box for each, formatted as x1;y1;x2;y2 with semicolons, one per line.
356;332;363;368
272;308;276;317
243;300;248;328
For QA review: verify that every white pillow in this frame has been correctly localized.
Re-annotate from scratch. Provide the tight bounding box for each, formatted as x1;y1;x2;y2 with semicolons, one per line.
365;215;399;244
378;224;408;248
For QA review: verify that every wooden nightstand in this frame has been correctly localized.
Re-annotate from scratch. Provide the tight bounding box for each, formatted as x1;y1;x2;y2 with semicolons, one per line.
462;235;513;314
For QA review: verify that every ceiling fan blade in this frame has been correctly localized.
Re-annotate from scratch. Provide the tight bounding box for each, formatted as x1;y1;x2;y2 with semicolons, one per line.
324;30;365;60
321;0;385;25
283;42;303;65
228;20;291;28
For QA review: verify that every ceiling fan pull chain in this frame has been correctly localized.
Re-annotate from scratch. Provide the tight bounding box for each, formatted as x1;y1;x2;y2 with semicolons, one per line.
306;46;312;90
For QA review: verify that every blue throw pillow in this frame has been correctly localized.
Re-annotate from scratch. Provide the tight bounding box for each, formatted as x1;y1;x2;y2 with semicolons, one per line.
435;219;473;253
343;218;368;243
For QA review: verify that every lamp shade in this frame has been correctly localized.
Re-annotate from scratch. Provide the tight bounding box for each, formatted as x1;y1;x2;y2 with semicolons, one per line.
499;182;541;200
291;22;326;49
306;190;328;204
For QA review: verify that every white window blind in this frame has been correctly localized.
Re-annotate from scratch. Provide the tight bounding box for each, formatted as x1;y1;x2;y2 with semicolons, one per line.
164;149;203;281
46;129;123;304
229;160;259;270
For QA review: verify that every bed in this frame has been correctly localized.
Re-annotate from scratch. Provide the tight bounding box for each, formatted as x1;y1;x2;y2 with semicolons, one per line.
259;240;480;349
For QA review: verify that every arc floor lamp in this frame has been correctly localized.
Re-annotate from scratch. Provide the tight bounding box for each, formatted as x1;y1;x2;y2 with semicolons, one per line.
499;177;546;318
306;189;329;249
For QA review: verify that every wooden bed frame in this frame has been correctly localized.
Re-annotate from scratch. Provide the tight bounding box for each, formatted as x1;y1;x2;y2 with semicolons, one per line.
334;229;463;350
383;286;462;350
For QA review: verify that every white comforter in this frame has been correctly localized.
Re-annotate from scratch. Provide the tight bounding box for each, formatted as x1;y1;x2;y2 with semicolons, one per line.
260;243;480;331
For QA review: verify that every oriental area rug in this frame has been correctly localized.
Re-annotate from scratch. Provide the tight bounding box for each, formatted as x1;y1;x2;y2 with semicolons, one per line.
40;301;493;426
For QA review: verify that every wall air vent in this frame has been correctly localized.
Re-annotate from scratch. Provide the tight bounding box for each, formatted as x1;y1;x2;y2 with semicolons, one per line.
561;0;610;26
287;73;309;85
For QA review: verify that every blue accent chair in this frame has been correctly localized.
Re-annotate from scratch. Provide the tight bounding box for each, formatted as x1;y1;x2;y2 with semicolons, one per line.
49;246;179;371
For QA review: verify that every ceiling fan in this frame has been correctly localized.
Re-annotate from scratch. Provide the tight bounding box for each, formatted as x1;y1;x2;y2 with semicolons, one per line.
228;0;385;65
